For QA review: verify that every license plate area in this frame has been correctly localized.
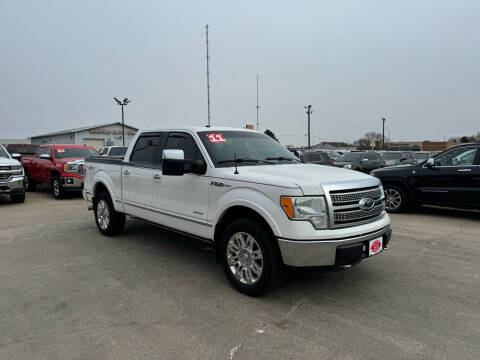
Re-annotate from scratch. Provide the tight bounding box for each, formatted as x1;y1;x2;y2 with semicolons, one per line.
368;237;383;256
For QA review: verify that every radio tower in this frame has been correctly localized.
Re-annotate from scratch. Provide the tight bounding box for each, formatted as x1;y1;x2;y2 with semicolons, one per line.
256;75;260;131
205;24;211;127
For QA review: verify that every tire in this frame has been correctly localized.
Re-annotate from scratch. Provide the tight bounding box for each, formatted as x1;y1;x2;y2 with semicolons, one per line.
24;170;36;192
220;218;282;296
94;192;126;236
51;175;64;199
11;193;25;203
384;184;407;213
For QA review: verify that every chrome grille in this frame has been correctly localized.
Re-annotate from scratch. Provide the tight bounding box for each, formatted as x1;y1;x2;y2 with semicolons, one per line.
328;185;385;227
0;173;11;180
76;163;85;176
331;188;382;205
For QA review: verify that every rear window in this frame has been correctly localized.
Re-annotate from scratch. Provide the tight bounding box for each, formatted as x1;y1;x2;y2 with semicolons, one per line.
55;148;98;159
361;152;381;160
109;147;127;156
343;153;362;161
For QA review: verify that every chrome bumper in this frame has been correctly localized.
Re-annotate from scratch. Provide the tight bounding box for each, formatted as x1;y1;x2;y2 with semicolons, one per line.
61;176;83;188
0;176;25;194
277;225;392;267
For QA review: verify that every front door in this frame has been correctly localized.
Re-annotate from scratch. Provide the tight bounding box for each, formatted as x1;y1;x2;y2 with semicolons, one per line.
412;146;479;206
122;132;166;221
152;132;211;239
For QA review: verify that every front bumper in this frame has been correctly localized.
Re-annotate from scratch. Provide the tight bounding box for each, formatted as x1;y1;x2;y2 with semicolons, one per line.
0;176;25;195
278;225;391;267
61;176;83;190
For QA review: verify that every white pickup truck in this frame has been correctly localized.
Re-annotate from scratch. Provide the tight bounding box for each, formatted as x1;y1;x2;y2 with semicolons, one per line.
82;127;391;296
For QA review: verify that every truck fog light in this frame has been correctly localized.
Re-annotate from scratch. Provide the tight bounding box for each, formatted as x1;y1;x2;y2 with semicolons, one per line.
310;216;328;229
66;178;73;184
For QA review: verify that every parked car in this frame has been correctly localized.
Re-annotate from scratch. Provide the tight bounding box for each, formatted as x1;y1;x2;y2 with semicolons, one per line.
0;144;25;203
381;151;416;167
335;151;385;172
83;127;391;296
372;143;480;213
300;151;334;166
98;146;128;157
413;151;436;164
22;144;97;199
5;144;39;161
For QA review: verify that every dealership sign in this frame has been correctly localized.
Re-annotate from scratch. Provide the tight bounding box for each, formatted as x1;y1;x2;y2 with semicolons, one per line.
90;128;136;135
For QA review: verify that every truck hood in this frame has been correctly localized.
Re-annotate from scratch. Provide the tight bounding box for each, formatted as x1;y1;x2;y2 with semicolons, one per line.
0;157;21;166
214;163;380;195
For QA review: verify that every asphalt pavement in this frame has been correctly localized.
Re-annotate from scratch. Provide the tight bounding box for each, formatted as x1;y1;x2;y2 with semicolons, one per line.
0;190;479;359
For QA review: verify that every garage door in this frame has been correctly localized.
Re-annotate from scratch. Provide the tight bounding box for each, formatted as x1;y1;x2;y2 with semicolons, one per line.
83;138;105;150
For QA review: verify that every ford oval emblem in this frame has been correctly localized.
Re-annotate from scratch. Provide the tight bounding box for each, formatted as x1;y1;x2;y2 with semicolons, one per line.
359;197;375;211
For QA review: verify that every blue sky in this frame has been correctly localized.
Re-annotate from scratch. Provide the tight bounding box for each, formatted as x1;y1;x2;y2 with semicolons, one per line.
1;0;479;145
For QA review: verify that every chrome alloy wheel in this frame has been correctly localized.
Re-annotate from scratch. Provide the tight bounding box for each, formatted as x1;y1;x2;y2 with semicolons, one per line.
385;188;402;210
96;199;110;230
227;232;264;285
53;178;60;197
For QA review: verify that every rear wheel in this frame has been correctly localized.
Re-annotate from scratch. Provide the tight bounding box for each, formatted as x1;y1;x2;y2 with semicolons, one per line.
94;192;125;236
52;175;63;199
24;170;36;192
221;218;282;296
384;184;407;213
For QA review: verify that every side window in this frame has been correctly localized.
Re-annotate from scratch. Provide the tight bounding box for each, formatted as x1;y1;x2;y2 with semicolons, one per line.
36;147;46;158
164;133;204;172
130;134;163;164
109;148;120;156
435;147;477;167
45;147;52;158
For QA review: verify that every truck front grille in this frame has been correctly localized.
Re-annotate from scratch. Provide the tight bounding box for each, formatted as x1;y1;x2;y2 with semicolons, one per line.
328;185;385;227
0;173;11;181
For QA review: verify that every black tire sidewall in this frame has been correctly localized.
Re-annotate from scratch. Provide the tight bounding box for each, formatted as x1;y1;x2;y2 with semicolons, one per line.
384;184;407;213
52;175;63;199
94;192;125;236
220;218;278;296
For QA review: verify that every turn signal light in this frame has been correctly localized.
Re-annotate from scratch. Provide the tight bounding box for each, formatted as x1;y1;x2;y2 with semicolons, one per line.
281;197;294;218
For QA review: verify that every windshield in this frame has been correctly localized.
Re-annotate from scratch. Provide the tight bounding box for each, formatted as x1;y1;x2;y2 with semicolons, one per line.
0;146;10;159
198;131;299;167
382;152;402;160
327;151;341;159
7;144;38;154
55;148;98;159
343;153;362;161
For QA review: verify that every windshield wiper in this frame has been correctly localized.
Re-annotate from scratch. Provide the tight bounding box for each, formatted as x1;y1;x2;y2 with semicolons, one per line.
218;158;274;165
265;156;302;162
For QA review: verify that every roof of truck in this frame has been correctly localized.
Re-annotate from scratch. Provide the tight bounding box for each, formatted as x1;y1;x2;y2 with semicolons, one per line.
140;126;257;133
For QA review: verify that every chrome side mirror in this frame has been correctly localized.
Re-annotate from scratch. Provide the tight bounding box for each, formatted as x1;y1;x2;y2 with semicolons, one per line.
162;149;185;176
40;153;52;160
162;149;184;160
426;158;435;167
11;153;21;160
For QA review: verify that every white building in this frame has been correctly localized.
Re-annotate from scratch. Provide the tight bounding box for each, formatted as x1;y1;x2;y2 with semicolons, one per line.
30;122;138;150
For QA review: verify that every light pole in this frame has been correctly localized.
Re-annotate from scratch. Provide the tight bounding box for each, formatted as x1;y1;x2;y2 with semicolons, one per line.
386;127;391;150
114;97;131;146
382;117;386;150
304;105;313;148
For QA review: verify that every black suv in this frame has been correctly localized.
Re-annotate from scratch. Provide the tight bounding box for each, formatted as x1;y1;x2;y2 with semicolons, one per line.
335;151;385;172
372;143;480;212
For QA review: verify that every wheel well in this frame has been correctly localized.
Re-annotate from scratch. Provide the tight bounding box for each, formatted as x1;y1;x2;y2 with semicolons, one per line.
94;182;109;199
50;170;61;181
382;180;413;203
213;205;279;262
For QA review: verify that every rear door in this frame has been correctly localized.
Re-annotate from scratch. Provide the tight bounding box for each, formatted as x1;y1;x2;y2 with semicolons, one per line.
122;132;166;221
412;146;479;206
31;147;46;182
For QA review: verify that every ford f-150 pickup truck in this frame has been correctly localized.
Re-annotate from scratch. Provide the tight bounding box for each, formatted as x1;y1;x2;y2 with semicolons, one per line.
22;144;97;199
0;144;25;203
83;127;392;296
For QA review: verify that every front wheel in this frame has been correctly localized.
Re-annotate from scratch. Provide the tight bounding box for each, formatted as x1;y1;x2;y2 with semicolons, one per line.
94;192;126;236
221;218;282;296
24;171;36;192
384;184;407;213
52;175;63;199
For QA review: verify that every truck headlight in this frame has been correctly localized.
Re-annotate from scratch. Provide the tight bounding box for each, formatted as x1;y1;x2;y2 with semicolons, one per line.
64;163;77;172
281;196;329;229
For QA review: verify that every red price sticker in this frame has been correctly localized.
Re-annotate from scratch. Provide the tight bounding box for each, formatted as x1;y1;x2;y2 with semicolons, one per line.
207;133;227;144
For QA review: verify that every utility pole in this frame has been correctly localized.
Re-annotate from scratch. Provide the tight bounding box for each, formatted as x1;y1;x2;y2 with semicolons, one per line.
256;75;259;131
114;97;131;146
304;105;313;148
382;117;386;150
205;24;211;127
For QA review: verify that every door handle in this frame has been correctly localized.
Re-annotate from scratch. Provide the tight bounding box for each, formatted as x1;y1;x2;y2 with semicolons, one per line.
457;168;471;172
153;173;161;180
123;170;130;175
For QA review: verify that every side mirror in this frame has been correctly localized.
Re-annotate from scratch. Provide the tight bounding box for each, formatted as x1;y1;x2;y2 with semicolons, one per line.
426;158;435;167
162;149;185;176
40;153;52;160
11;153;21;160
